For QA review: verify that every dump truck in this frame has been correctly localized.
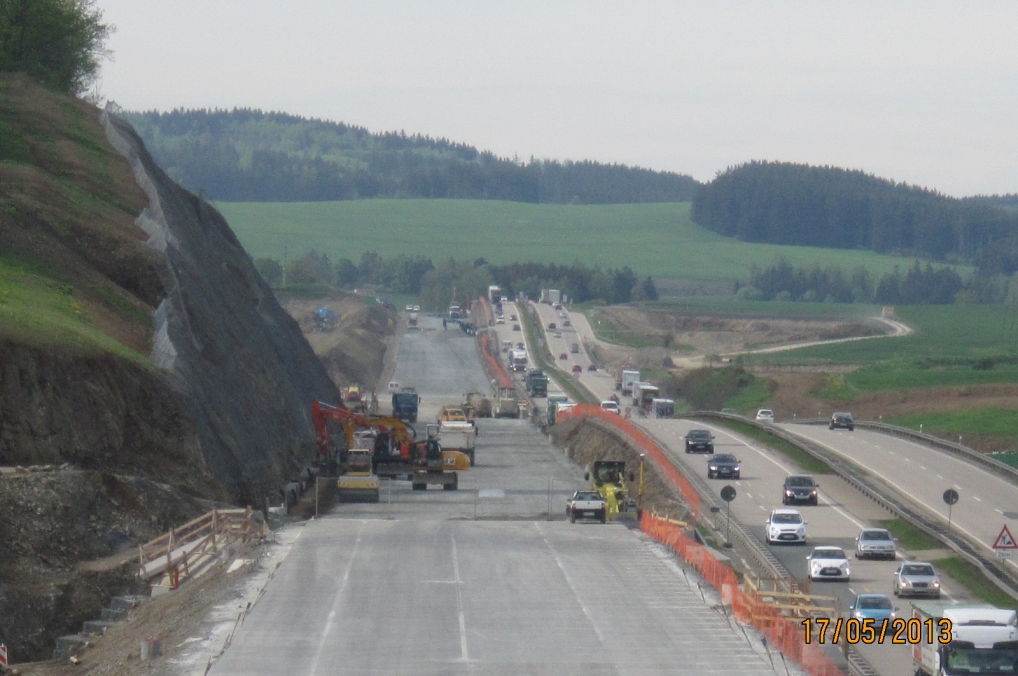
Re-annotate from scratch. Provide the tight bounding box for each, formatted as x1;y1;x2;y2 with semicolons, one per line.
438;420;477;466
391;388;420;423
585;460;636;517
525;369;549;397
912;602;1018;676
492;386;520;418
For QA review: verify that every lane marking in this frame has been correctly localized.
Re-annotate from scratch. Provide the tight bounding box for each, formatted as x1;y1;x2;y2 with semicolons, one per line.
309;520;365;676
937;475;944;480
974;496;982;502
451;529;470;662
535;523;607;646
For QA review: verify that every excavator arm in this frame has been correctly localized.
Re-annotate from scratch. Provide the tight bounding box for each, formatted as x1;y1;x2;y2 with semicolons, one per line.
311;400;417;467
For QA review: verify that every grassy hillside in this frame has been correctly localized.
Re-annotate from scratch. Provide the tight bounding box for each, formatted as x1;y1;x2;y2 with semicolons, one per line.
216;199;933;284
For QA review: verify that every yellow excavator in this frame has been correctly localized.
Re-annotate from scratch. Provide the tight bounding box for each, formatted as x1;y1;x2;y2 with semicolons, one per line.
585;460;637;518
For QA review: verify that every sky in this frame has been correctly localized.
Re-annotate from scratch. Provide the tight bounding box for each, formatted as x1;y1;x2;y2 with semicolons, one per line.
95;1;1017;198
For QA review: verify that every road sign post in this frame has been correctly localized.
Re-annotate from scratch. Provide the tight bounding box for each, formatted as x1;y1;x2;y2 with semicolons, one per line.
993;525;1017;560
720;485;736;548
943;489;959;536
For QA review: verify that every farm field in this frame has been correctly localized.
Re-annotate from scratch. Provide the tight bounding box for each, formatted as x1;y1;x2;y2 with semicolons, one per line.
215;199;929;284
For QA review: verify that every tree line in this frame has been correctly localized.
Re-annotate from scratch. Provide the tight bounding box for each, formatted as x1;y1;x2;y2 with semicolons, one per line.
255;250;658;307
738;256;1018;305
693;161;1018;276
126;108;701;204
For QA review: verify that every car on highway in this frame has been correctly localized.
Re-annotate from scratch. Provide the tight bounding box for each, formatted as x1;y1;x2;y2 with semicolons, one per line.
563;319;571;327
566;490;607;523
849;594;897;622
807;546;851;581
600;400;619;413
496;316;505;324
782;474;819;505
405;304;413;311
570;343;580;353
559;353;568;360
560;311;568;319
707;453;741;479
684;429;715;453
765;508;807;544
721;408;739;415
829;411;855;430
512;324;521;331
516;342;524;350
587;364;597;371
572;365;583;374
893;562;941;598
413;305;420;312
755;409;775;423
548;322;556;330
554;330;562;338
855;528;897;560
510;314;517;321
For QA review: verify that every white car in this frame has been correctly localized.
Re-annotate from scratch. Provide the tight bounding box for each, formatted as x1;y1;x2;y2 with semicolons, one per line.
765;508;807;544
600;400;620;413
413;305;420;312
855;528;897;560
405;305;413;312
807;546;851;582
756;409;775;423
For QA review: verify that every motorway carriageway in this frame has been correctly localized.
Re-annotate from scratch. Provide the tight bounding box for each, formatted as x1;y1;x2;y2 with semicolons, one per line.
526;301;1018;676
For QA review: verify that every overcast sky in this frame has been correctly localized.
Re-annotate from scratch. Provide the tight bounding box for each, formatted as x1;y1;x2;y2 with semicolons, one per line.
96;1;1016;197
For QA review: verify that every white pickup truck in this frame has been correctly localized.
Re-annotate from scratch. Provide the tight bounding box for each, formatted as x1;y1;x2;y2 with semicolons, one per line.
566;490;607;523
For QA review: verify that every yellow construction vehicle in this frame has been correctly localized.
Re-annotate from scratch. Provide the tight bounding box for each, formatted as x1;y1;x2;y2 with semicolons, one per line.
585;460;636;518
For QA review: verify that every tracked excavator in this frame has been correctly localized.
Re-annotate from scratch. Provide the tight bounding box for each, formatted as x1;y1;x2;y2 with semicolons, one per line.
311;401;471;498
585;460;637;518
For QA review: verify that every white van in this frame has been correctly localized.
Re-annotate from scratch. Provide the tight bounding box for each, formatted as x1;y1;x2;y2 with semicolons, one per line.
387;381;401;394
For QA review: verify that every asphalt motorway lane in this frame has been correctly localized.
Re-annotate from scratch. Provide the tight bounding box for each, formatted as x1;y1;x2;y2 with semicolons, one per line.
780;424;1018;577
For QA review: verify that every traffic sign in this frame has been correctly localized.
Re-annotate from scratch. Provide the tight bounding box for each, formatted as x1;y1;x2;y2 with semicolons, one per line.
993;525;1018;550
997;550;1014;560
943;489;960;506
0;643;8;667
720;486;737;502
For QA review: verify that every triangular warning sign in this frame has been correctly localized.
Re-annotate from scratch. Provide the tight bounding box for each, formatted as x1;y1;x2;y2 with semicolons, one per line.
993;525;1018;550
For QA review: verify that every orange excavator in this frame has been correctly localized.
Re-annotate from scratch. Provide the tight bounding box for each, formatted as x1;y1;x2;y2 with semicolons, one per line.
311;401;471;493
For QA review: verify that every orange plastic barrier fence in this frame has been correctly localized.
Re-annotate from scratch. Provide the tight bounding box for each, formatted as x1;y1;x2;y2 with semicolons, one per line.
557;404;700;518
640;512;844;676
480;333;514;390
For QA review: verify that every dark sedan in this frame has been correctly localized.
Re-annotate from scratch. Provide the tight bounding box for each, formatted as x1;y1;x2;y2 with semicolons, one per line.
707;454;741;479
685;429;715;454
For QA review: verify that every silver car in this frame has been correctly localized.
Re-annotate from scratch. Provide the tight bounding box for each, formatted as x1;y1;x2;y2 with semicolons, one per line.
893;562;941;598
855;528;897;560
756;409;775;423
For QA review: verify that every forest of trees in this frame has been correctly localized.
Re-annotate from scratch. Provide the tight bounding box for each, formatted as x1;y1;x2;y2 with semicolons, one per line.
0;0;111;95
693;162;1018;276
255;250;658;307
738;256;1018;305
126;108;702;204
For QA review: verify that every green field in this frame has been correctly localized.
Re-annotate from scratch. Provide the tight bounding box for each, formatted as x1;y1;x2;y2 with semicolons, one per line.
886;409;1018;446
216;199;928;284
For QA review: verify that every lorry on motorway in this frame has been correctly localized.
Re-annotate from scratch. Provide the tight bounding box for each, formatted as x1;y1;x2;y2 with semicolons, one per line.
585;460;636;517
525;368;549;397
488;285;501;303
620;369;641;395
449;303;461;320
912;602;1018;676
547;394;569;426
540;289;561;305
633;382;660;414
407;311;419;329
652;398;675;418
437;420;477;465
492;386;520;418
391;388;420;423
509;349;529;372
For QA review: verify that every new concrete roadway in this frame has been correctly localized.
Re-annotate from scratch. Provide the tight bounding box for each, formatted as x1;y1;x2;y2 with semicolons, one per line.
209;314;781;676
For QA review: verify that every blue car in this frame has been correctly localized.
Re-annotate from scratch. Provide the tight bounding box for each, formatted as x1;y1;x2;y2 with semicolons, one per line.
849;594;897;622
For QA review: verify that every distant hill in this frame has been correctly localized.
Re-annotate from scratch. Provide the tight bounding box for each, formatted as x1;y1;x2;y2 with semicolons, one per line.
692;161;1018;275
124;108;702;204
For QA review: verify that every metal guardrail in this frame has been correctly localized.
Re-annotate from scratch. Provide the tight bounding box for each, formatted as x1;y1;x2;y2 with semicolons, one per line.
688;412;1018;603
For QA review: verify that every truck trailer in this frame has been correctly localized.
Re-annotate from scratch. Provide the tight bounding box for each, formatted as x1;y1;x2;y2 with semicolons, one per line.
912;602;1018;676
620;369;641;395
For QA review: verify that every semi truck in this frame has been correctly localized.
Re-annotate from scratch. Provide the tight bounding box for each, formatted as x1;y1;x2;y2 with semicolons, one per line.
620;369;641;395
509;349;529;372
525;369;549;397
488;285;501;303
633;382;660;413
912;602;1018;675
391;388;420;423
407;311;419;329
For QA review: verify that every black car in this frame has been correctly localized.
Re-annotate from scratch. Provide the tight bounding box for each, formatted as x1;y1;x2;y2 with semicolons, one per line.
783;474;819;505
685;429;714;454
830;412;855;431
707;454;740;479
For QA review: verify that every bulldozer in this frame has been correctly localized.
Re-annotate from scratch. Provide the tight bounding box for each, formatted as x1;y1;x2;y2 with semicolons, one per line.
585;460;637;518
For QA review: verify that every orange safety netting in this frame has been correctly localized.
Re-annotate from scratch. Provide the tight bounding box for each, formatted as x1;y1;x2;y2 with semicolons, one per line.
640;512;844;676
556;404;700;518
480;332;514;390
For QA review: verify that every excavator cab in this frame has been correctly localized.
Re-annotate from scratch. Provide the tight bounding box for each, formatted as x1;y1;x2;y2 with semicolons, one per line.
586;460;634;518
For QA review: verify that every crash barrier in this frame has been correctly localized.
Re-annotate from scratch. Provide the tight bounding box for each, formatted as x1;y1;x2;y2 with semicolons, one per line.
480;332;515;390
641;512;845;676
556;404;701;518
137;507;267;584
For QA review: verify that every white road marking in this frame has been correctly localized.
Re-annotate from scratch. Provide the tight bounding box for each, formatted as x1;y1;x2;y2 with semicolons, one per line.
997;509;1005;515
309;520;365;676
974;496;982;502
920;466;927;471
937;475;944;480
451;530;470;662
535;523;607;646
